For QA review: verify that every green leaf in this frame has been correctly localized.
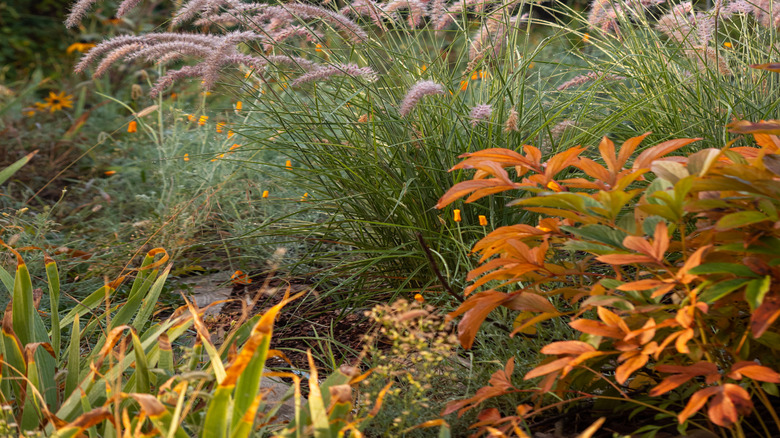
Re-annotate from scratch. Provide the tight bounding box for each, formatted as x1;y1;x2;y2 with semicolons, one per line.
715;211;771;231
745;276;771;311
699;278;752;303
0;150;36;186
45;260;61;361
562;240;616;254
65;314;81;397
687;263;759;278
131;332;150;394
561;225;627;248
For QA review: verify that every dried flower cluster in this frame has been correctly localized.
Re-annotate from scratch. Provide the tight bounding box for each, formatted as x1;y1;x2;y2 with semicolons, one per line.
556;72;626;91
398;80;445;117
360;299;458;430
66;0;377;95
469;104;492;126
67;0;527;95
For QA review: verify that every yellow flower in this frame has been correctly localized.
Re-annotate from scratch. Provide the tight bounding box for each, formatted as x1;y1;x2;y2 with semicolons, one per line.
227;130;235;138
315;43;323;52
414;293;424;302
198;115;208;126
300;192;309;201
66;43;96;54
285;160;292;170
453;209;462;222
210;153;225;162
479;215;488;226
104;170;117;176
582;33;590;43
471;72;478;81
183;153;189;161
42;91;74;113
724;41;733;48
262;190;269;198
421;64;427;73
460;80;468;91
235;101;242;112
186;114;195;122
127;121;137;133
216;122;226;133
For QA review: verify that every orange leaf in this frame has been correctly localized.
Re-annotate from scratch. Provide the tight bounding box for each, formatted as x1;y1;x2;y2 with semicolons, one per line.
569;319;624;338
596;254;658;265
545;146;586;179
727;119;780;135
436;179;516;208
617;133;651;169
451;291;511;349
633;138;700;172
616;351;649;384
728;362;780;383
751;292;780;338
597;306;629;333
678;386;720;424
524;357;571;380
650;373;696;396
708;384;753;427
598;136;618;174
541;340;595;356
505;292;558;313
751;63;780;73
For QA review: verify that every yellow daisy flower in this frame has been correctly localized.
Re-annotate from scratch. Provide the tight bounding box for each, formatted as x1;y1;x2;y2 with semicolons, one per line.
42;91;74;113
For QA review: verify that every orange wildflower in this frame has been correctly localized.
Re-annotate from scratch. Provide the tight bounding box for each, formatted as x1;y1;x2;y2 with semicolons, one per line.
724;42;733;48
300;192;309;201
216;122;226;133
454;209;462;222
262;190;269;198
471;72;478;81
231;270;252;285
104;170;117;176
285;160;292;170
229;144;241;151
127;121;137;133
183;153;189;161
315;43;323;52
479;215;488;226
460;80;468;91
227;130;235;138
235;101;242;112
198;115;208;126
414;293;424;302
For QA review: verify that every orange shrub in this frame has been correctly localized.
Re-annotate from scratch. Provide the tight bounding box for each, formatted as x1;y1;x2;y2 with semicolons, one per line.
437;132;780;435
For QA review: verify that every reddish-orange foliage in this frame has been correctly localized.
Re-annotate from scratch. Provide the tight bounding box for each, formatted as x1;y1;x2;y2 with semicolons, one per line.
437;131;780;433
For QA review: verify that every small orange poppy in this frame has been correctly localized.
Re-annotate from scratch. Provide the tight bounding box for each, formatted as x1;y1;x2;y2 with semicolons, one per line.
231;270;252;285
127;121;137;133
453;209;462;222
414;293;424;302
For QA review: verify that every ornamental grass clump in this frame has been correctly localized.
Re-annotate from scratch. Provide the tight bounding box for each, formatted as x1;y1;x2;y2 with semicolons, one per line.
436;129;780;435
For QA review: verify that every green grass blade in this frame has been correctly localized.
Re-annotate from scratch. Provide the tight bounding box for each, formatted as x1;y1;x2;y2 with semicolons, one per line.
0;150;37;186
0;264;13;296
11;260;34;346
131;332;150;394
65;314;81;397
132;264;172;332
45;259;61;361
